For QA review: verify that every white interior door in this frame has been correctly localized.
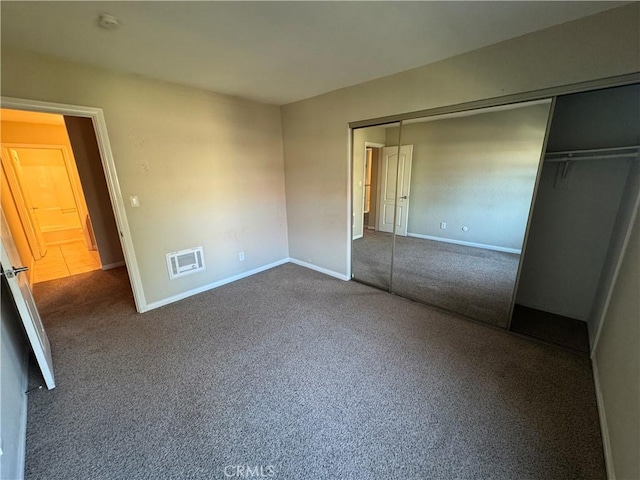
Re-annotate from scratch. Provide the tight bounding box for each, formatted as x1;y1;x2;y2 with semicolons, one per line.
1;149;47;258
11;147;84;237
378;145;413;236
1;209;55;389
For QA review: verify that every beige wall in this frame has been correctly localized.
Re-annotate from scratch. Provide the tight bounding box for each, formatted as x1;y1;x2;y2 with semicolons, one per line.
1;48;289;306
594;210;639;480
281;4;640;276
64;116;124;268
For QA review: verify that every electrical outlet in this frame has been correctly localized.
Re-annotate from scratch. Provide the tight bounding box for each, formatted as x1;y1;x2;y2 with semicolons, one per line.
440;222;447;229
238;252;245;261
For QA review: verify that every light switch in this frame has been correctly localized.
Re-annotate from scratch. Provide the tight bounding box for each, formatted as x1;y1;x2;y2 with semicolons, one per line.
130;196;140;207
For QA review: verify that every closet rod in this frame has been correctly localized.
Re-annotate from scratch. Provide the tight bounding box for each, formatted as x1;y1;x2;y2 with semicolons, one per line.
546;145;639;156
545;152;638;163
545;145;639;162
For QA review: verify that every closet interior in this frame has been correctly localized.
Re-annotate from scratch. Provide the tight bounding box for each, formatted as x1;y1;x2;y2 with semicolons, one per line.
351;83;639;354
512;84;640;353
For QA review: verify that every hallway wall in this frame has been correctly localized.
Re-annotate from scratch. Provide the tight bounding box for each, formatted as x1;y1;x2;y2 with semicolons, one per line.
64;116;124;268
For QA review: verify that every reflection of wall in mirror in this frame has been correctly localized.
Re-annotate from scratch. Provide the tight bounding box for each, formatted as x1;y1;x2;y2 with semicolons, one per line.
386;103;551;252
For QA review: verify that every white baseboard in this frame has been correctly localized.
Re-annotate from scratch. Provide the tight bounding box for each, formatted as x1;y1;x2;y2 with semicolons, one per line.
592;356;616;480
142;257;349;313
352;233;363;240
101;261;125;271
407;232;522;254
288;258;350;281
142;258;289;312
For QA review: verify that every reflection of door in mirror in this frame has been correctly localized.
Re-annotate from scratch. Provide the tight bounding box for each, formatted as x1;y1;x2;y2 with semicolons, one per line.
378;145;412;236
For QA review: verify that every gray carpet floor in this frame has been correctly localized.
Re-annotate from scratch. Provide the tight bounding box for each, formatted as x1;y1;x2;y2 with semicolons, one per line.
353;230;520;327
26;264;605;479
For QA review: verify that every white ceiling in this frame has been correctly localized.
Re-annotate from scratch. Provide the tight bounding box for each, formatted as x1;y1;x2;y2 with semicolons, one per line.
0;1;627;106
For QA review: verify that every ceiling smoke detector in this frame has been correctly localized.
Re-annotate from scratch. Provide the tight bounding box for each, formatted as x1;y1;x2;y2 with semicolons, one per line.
97;13;120;30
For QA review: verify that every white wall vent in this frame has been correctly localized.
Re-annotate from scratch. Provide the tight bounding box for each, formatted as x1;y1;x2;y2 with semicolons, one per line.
166;247;205;279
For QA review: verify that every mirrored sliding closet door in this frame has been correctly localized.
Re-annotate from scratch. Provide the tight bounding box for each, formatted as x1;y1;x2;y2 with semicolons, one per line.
351;122;400;291
352;99;554;328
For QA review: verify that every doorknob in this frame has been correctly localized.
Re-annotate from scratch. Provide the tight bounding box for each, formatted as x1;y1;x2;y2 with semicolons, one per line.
400;195;409;199
1;266;29;278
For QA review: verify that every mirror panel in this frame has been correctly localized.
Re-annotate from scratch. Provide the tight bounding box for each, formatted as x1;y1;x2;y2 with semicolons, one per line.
352;122;400;289
390;100;553;327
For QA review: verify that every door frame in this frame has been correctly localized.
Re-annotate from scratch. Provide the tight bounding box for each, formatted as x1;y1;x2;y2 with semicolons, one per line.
360;142;385;238
1;97;146;312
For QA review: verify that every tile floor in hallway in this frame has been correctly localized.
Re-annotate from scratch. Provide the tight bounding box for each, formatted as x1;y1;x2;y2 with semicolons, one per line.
33;241;101;283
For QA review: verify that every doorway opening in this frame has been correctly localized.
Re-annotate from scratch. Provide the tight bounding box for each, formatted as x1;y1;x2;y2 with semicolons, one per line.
1;108;127;286
1;110;104;284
